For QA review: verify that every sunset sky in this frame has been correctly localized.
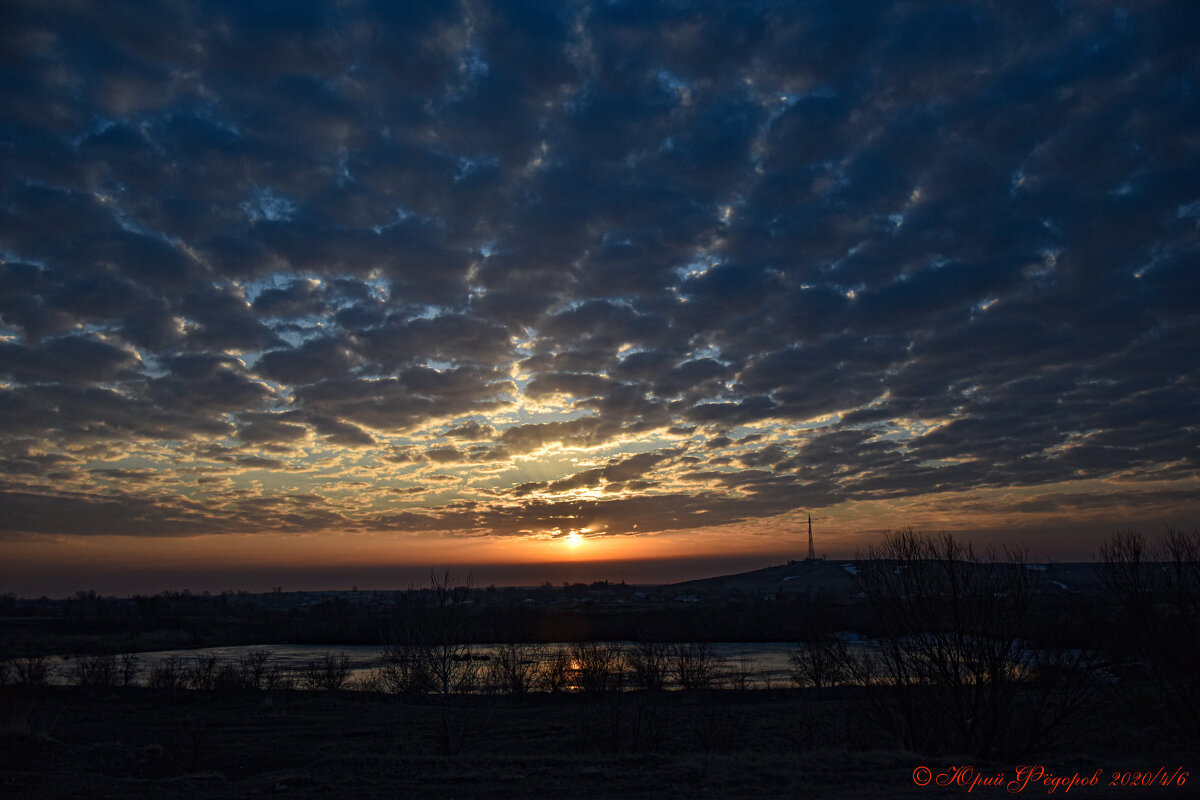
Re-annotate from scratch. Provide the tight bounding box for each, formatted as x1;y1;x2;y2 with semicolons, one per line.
1;1;1197;597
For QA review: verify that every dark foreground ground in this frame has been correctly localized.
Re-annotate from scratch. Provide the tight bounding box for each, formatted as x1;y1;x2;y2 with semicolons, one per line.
2;685;1194;800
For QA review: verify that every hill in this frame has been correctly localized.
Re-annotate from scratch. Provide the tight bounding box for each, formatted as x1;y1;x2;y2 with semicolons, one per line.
667;559;1108;600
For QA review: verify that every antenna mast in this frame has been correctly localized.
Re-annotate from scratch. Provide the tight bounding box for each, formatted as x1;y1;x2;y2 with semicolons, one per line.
807;514;815;561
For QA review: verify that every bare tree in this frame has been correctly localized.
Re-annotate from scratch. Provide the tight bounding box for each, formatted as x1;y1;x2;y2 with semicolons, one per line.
672;642;722;691
238;648;274;690
187;654;219;690
628;641;670;691
376;644;435;694
407;568;480;697
852;529;1093;757
1101;527;1200;739
573;641;624;695
789;638;849;689
538;644;572;693
119;653;142;687
300;652;352;691
11;655;54;687
394;568;484;755
488;642;542;697
70;654;118;689
148;655;187;689
262;661;294;691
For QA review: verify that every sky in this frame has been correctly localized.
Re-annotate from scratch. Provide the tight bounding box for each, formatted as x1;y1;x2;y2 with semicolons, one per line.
1;0;1198;597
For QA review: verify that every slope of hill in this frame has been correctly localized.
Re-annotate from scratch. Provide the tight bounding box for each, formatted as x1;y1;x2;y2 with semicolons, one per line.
667;559;1107;599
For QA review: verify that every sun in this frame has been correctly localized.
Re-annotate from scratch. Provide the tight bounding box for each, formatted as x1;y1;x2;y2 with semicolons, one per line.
566;532;583;549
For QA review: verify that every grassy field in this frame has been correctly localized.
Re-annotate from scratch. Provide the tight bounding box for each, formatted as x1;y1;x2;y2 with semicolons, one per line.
2;684;1192;799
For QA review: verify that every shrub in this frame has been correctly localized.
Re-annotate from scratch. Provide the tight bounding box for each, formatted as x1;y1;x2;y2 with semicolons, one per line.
239;649;274;690
187;654;219;690
71;654;118;689
488;642;541;697
628;642;670;692
723;658;758;691
300;652;352;691
263;662;295;691
573;642;624;695
672;642;721;691
789;639;849;689
539;644;572;694
213;659;250;691
12;655;54;687
148;655;188;689
376;645;435;694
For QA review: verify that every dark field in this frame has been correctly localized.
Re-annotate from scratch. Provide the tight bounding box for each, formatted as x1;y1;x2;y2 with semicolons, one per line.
4;533;1197;798
2;684;1191;800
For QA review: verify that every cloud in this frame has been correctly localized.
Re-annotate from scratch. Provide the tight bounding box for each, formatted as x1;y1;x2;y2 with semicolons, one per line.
0;335;141;386
442;420;496;440
0;0;1197;547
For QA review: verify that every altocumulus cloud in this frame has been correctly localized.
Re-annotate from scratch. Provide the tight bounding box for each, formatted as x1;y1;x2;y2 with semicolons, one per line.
0;0;1197;543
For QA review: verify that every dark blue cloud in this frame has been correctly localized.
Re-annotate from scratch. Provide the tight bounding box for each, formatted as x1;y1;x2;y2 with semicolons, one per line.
0;0;1197;539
